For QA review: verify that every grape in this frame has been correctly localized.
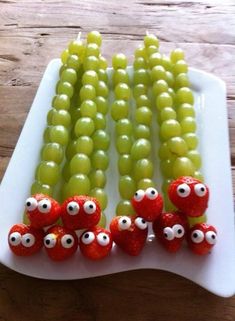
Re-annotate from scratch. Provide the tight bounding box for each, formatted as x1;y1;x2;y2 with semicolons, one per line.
161;55;172;71
152;80;168;97
119;175;136;199
36;161;60;186
83;56;99;71
134;57;147;70
172;157;195;178
116;200;136;216
160;159;174;178
85;43;100;57
173;60;188;75
68;39;84;55
90;188;107;210
96;81;109;98
134;124;151;139
67;174;91;196
148;52;162;69
150;65;166;82
61;68;77;85
50;109;71;128
175;73;190;89
168;88;176;102
80;84;96;101
97;69;108;83
146;45;158;57
67;54;81;70
158;142;172;160
31;181;53;197
112;53;127;70
133;84;147;99
134;158;153;181
70;153;91;175
91;150;109;170
177;103;195;121
167;136;188;156
180;116;197;134
144;34;159;48
56;81;74;98
176;87;194;105
137;178;155;190
112;69;129;86
74;117;95;137
182;133;198;150
156;92;173;110
82;70;99;87
170;48;185;63
111;100;129;121
95;96;108;115
134;46;147;59
43;127;51;143
87;31;102;46
59;64;67;77
99;56;108;69
116;118;132;136
49;125;69;146
135;106;152;126
80;100;97;119
165;71;174;87
66;140;78;160
98;213;107;228
94;112;106;129
133;69;150;86
160;120;181;141
41;143;64;164
136;95;151;108
89;169;106;188
131;138;151;160
75;136;94;156
164;195;176;212
162;179;173;194
186;150;201;169
116;135;132;154
118;154;132;175
188;215;206;227
160;107;176;121
62;163;71;182
193;171;204;181
61;49;69;64
92;129;110;150
114;83;131;100
70;107;81;124
53;94;70;110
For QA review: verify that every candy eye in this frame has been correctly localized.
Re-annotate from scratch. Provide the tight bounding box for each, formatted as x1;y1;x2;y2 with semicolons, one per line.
25;197;38;211
176;183;191;198
8;232;21;246
191;229;204;243
83;201;96;214
67;201;80;215
61;234;75;248
44;234;57;248
194;183;207;197
97;233;110;246
145;188;158;200
133;189;145;202
81;232;95;245
118;216;132;230
21;233;35;247
172;224;185;238
134;217;148;230
163;227;174;240
38;199;51;213
205;231;217;245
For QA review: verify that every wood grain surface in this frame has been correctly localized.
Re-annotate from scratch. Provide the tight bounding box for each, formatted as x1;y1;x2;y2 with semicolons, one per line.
0;0;235;320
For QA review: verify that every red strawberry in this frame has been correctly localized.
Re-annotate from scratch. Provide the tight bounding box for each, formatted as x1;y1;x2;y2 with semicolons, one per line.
131;187;163;222
79;227;113;260
168;176;209;217
153;212;188;253
25;194;61;228
109;216;148;256
61;195;101;230
186;223;217;255
8;223;44;256
44;225;78;261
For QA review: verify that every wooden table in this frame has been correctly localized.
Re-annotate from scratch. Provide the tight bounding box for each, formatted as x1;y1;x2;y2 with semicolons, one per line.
0;0;234;320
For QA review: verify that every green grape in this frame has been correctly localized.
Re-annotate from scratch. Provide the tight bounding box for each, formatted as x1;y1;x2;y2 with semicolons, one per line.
47;109;54;125
116;118;132;136
61;49;69;64
90;188;107;210
133;84;147;99
182;133;198;150
167;136;188;156
131;138;151;160
53;94;70;110
31;181;53;197
61;68;77;85
176;87;194;105
193;171;204;182
43;127;51;143
134;158;153;181
95;96;108;115
112;53;127;70
51;109;71;128
133;69;150;86
56;81;74;98
87;31;102;46
67;54;81;70
68;39;84;55
146;45;158;57
116;135;132;154
150;65;166;82
160;107;176;121
156;92;173;110
162;179;173;194
96;81;109;98
97;213;107;228
97;69;108;83
92;129;110;150
148;52;162;69
116;200;136;216
133;57;147;70
112;69;130;86
80;84;96;101
135;106;152;125
136;95;151;108
80;100;97;119
49;125;69;145
186;150;201;169
152;80;169;97
70;107;81;124
75;135;94;156
177;103;195;121
94;112;106;129
144;34;159;47
119;175;136;199
83;55;99;71
134;124;151;139
67;174;91;196
41;143;64;164
66;140;78;160
91;150;109;170
160;159;174;178
89;169;106;188
170;48;185;63
111;100;129;121
82;70;99;87
99;56;108;69
137;178;155;190
172;157;195;179
36;161;60;186
85;43;100;57
114;83;131;100
134;46;147;59
74;117;95;137
180;116;197;134
59;64;67;77
164;195;176;212
173;60;188;75
161;55;172;71
175;73;190;89
160;119;181;141
158;142;172;160
62;163;71;182
165;71;174;87
70;153;91;175
118;154;132;175
168;88;176;102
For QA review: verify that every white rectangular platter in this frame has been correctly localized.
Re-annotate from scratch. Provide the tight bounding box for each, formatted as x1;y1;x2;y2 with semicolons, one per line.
0;59;234;297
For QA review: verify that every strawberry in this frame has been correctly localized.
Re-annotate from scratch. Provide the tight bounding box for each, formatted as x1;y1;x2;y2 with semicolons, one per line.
25;194;61;228
79;227;113;260
61;195;101;230
8;223;44;256
168;176;209;217
131;187;163;222
109;216;148;256
153;212;188;253
44;225;78;261
186;223;217;255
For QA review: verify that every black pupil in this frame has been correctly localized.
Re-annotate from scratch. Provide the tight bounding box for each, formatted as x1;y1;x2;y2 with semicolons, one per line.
46;239;50;245
178;229;182;234
123;219;127;224
164;233;168;238
103;235;107;240
69;206;73;211
43;204;47;208
135;192;138;196
212;234;215;239
26;202;31;206
142;219;145;224
151;190;155;194
201;187;205;191
11;237;16;242
179;188;185;193
89;204;93;209
66;238;72;244
85;234;89;239
26;238;30;243
193;233;198;238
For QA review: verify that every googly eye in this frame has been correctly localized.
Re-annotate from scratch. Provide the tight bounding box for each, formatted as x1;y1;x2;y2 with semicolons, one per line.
191;229;204;243
38;199;51;213
145;187;158;200
163;227;174;241
133;189;145;202
61;234;75;248
66;201;80;215
194;183;207;197
21;233;35;247
8;232;21;246
97;232;110;246
81;232;95;245
25;197;38;211
44;233;57;248
172;224;185;238
134;217;148;230
118;216;132;230
176;183;191;198
205;230;217;245
83;201;97;214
